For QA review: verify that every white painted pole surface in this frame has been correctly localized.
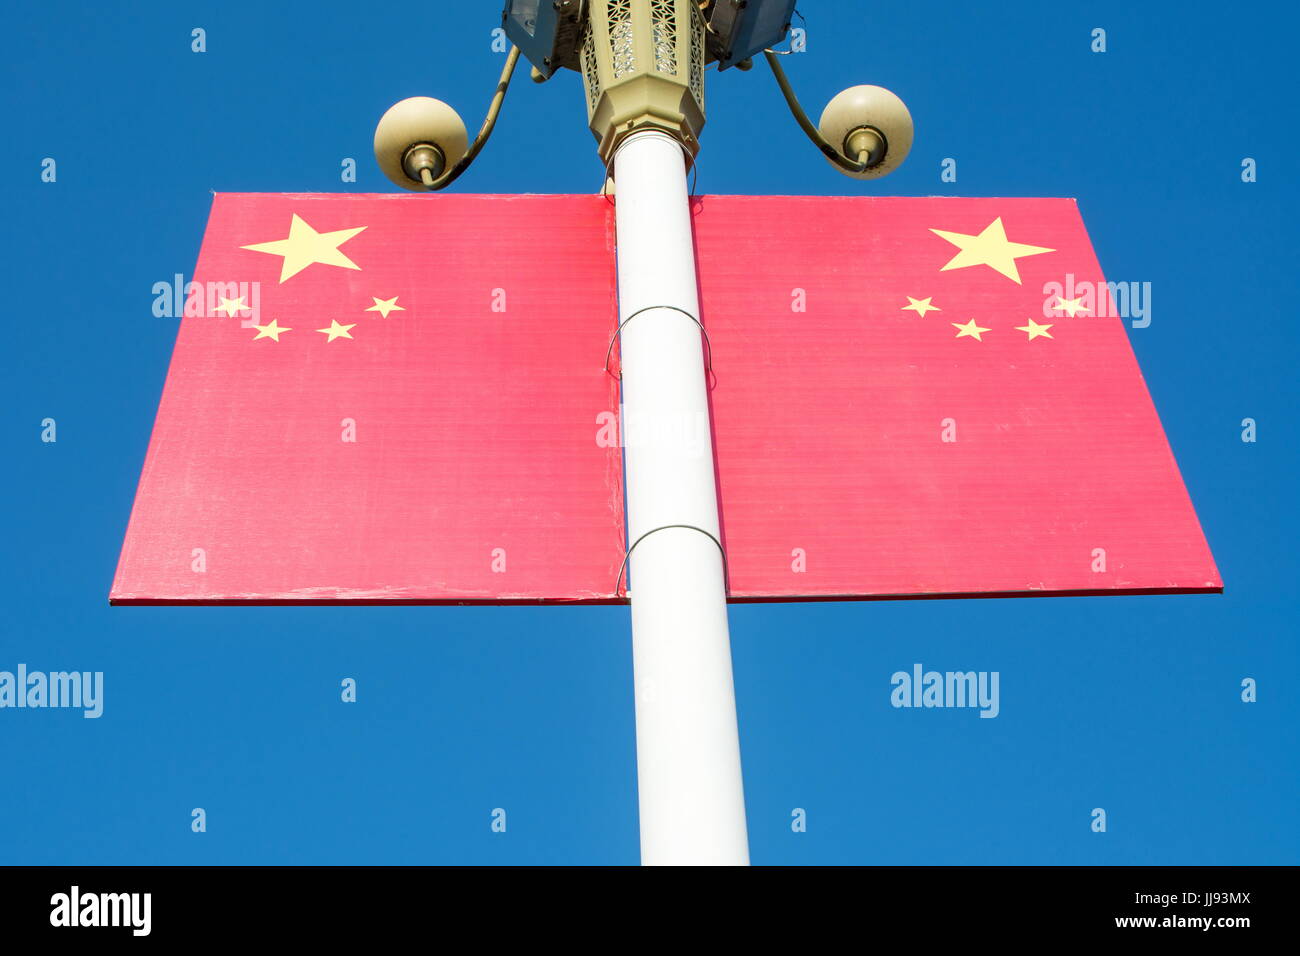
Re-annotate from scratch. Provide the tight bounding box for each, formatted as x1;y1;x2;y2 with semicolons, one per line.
612;130;750;866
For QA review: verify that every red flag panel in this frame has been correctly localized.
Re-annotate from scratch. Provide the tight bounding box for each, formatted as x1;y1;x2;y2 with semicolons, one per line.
112;194;623;604
114;193;1219;604
695;195;1220;599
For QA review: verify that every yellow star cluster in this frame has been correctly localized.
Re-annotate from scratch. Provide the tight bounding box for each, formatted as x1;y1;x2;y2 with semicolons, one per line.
238;214;411;344
895;218;1093;343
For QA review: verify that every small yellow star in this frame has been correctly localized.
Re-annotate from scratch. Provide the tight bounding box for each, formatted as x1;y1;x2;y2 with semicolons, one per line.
214;296;248;317
1015;319;1055;341
316;320;356;342
952;319;991;342
241;213;366;283
901;296;941;318
251;319;291;342
930;217;1055;284
365;296;405;318
1055;295;1090;317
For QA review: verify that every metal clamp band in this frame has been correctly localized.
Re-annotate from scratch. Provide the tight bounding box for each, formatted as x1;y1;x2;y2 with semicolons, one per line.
615;524;729;597
604;305;714;380
601;138;699;205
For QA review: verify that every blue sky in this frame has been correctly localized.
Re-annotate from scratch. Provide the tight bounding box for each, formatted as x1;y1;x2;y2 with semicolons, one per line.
1;1;1295;864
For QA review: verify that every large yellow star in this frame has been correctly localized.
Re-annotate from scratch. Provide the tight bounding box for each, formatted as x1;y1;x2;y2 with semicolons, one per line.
251;319;291;342
316;320;356;342
241;214;366;283
952;319;991;341
1055;295;1090;317
901;296;940;318
1015;318;1054;341
214;296;248;317
365;296;405;318
930;217;1054;284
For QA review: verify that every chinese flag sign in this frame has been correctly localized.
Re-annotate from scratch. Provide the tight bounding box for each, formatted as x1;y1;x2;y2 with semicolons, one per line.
112;194;624;603
111;193;1219;604
695;196;1219;599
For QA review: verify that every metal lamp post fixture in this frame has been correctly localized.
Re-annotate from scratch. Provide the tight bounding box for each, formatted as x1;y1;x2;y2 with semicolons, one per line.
372;0;915;866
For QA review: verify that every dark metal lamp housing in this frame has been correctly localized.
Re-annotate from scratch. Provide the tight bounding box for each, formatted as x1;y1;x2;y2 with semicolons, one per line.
501;0;588;79
705;0;799;70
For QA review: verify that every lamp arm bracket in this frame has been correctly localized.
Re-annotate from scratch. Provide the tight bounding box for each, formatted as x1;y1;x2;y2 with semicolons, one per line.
426;45;521;191
762;50;868;174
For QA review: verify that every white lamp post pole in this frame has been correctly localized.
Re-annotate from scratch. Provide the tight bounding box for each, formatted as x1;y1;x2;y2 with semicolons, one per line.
613;129;750;866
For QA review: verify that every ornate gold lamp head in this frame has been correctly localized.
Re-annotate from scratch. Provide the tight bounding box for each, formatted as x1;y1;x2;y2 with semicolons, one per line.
578;0;707;163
